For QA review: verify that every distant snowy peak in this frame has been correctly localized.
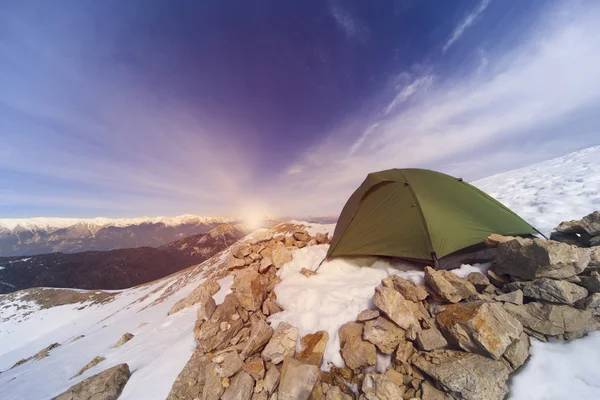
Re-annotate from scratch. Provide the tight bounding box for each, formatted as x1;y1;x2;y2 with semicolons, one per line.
0;214;236;233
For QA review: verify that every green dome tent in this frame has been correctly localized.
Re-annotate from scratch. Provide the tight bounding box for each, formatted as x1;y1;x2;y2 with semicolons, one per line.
327;168;538;266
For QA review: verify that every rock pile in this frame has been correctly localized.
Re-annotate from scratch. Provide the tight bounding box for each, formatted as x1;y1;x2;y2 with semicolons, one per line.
551;211;600;248
167;220;600;400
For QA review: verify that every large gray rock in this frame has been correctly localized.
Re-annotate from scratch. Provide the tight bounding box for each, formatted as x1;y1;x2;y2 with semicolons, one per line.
494;238;590;279
339;322;377;371
413;350;510;400
502;332;530;370
506;278;588;304
363;316;405;354
579;274;600;293
166;346;210;400
278;357;319;400
372;287;421;331
503;302;599;337
436;302;522;360
233;269;266;312
416;328;448;352
196;294;244;353
576;293;600;316
222;371;255;400
381;275;428;302
494;290;524;305
53;363;131;400
261;323;298;364
424;266;477;303
169;280;220;315
240;319;274;359
577;211;600;236
361;373;405;400
591;248;600;267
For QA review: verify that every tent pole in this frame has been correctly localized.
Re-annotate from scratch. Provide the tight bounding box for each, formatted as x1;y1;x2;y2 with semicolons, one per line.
432;252;440;270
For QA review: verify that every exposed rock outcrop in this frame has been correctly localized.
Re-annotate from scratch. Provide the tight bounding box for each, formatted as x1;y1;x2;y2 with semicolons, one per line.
52;363;131;400
278;357;319;400
506;278;588;304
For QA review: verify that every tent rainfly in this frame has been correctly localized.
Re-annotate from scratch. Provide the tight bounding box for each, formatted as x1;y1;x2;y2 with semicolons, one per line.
327;168;538;266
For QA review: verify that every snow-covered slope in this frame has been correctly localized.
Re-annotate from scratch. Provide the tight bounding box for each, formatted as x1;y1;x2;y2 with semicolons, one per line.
474;145;600;235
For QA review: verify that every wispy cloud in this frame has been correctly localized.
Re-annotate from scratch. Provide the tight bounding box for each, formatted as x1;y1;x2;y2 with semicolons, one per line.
443;0;492;52
273;2;600;215
328;0;370;43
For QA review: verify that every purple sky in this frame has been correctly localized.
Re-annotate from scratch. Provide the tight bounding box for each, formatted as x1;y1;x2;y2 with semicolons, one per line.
1;0;600;218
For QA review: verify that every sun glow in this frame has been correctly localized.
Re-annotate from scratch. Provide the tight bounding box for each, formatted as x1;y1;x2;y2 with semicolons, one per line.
240;203;269;230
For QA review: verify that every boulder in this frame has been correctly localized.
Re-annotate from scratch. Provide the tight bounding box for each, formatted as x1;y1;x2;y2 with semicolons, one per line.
338;322;377;370
383;368;404;387
503;302;598;337
278;357;320;400
259;257;273;273
262;323;299;364
315;232;329;244
486;270;508;288
493;238;590;279
228;252;248;271
217;352;245;378
297;331;329;366
196;294;244;353
484;234;516;248
241;319;274;359
293;231;311;242
243;358;265;380
591;236;600;247
203;363;225;400
578;211;600;236
421;381;451;400
579;274;600;293
263;364;280;394
494;290;523;305
416;328;448;351
222;371;255;400
424;267;477;303
381;275;428;302
591;248;600;267
169;280;220;315
324;386;352;400
549;231;583;246
233;269;266;312
363;317;405;354
506;278;588;305
361;373;405;400
467;272;491;291
436;302;523;360
413;350;510;400
71;356;106;378
112;333;134;348
166;346;210;400
502;332;530;370
53;363;131;400
577;293;600;316
272;242;292;269
372;287;421;331
262;299;283;316
357;309;380;321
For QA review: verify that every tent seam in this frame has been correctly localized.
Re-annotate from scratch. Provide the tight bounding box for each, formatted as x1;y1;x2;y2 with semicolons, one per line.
399;170;436;258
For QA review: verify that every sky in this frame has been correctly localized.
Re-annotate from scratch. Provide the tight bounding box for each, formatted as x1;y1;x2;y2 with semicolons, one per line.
1;0;600;218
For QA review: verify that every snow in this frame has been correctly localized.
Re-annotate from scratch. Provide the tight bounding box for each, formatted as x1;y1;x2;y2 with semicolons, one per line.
0;214;235;233
474;145;600;235
270;245;490;371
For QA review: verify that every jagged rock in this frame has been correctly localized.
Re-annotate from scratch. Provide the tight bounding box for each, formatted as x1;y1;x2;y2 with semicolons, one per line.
300;268;317;278
11;342;61;369
493;237;590;279
357;309;379;321
486;270;508;288
372;287;421;331
272;242;292;269
222;371;255;400
502;332;530;370
243;358;265;380
217;352;245;378
580;275;600;293
259;257;273;273
166;346;210;400
484;234;516;248
362;373;405;400
557;211;600;236
324;386;352;400
591;236;600;247
241;319;274;359
197;294;244;353
262;323;299;364
315;232;329;244
293;231;311;242
203;363;225;400
383;368;404;387
252;392;268;400
72;356;106;378
424;267;477;303
494;289;524;305
297;331;329;366
550;231;583;246
413;350;510;400
577;293;600;316
363;316;405;354
233;269;266;312
228;252;248;270
262;299;283;316
169;280;220;315
394;340;415;364
416;329;448;351
437;302;522;359
465;272;489;291
381;275;428;302
263;364;280;394
339;322;377;370
278;357;320;400
591;248;600;267
503;302;599;337
506;278;588;304
112;333;134;348
421;381;450;400
53;363;131;400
